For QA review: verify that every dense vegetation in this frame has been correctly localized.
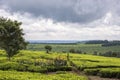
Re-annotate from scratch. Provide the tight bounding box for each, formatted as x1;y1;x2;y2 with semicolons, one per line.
70;54;120;78
85;40;120;47
102;41;120;47
0;71;87;80
0;70;87;80
0;50;120;79
85;40;109;44
0;17;27;60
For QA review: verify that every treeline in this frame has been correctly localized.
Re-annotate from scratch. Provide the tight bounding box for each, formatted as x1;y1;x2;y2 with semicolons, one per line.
68;48;120;58
102;41;120;47
92;51;120;58
85;40;109;44
101;51;120;58
85;40;120;47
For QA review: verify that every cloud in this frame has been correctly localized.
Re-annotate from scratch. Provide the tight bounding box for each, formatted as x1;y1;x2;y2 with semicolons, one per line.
0;8;120;40
0;0;120;40
1;0;120;23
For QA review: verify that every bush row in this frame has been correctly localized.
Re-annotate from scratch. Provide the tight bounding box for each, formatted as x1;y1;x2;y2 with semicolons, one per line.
84;68;120;79
99;69;120;78
70;60;120;79
0;62;72;73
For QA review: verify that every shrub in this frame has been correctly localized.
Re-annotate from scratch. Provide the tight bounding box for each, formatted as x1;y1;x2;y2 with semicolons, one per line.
0;62;28;71
99;69;120;78
16;64;28;71
59;66;72;71
47;66;72;72
54;57;67;67
84;69;99;75
56;71;66;74
27;65;47;73
93;51;98;55
47;66;57;72
0;62;18;70
84;52;87;54
69;49;75;53
16;58;34;65
76;50;82;54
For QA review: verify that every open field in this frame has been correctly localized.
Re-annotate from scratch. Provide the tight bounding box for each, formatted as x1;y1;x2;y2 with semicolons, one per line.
27;43;120;54
0;50;120;79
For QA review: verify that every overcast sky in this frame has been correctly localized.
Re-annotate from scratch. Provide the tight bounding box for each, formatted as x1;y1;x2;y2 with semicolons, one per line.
0;0;120;40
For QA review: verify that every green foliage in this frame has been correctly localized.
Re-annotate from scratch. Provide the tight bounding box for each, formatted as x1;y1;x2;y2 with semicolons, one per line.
0;17;27;60
54;56;67;66
99;68;120;78
0;50;72;73
0;50;120;79
102;51;120;57
27;43;120;55
27;65;47;73
70;53;120;78
0;62;28;71
0;70;87;80
102;41;120;47
44;45;52;53
84;69;99;75
0;62;18;70
69;48;75;53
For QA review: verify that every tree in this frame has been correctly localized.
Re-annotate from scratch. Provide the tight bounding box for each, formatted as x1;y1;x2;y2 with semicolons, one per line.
0;17;27;60
69;49;75;53
67;53;70;61
44;45;52;53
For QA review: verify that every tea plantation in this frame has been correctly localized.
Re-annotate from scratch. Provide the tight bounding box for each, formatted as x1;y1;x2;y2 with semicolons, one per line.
27;43;120;54
0;50;120;79
0;70;87;80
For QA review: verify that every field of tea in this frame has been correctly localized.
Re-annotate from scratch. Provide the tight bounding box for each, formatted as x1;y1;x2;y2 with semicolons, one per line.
70;54;120;78
0;50;120;79
27;43;120;54
0;70;87;80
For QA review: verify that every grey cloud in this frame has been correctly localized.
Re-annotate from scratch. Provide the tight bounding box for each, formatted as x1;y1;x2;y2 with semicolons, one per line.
0;7;120;40
1;0;120;23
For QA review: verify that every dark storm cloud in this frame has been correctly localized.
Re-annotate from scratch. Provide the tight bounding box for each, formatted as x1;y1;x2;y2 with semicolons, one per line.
1;0;120;23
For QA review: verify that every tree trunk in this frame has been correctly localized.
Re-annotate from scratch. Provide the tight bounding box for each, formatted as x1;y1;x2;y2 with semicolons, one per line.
46;50;49;53
67;53;70;61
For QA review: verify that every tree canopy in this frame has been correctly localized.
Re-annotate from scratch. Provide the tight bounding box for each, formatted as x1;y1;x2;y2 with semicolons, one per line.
45;45;52;53
0;17;27;60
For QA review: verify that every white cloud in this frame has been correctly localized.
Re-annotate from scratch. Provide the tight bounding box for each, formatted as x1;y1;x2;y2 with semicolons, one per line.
0;8;120;40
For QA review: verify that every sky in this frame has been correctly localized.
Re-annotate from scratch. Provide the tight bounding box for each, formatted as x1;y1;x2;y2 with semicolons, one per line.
0;0;120;40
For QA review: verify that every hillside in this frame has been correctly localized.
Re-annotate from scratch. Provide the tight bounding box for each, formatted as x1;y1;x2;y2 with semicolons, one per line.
27;43;120;57
0;50;120;80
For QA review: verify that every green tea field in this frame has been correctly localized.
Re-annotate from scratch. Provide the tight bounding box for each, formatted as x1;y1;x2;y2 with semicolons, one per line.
0;50;120;80
27;43;120;54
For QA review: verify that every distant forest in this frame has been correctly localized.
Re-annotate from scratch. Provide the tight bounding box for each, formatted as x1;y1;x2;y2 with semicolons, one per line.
85;40;120;47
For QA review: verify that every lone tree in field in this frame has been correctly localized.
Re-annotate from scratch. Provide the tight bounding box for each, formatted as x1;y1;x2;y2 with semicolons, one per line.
0;17;27;60
44;45;52;53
